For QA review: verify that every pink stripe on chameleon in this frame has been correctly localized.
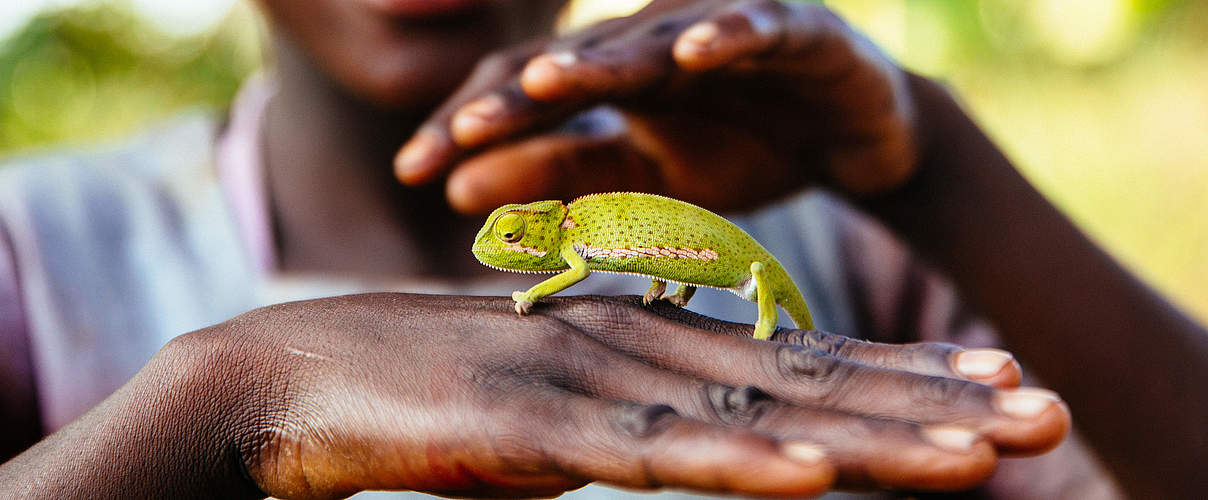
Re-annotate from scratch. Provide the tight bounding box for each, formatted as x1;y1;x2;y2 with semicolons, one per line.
575;243;719;261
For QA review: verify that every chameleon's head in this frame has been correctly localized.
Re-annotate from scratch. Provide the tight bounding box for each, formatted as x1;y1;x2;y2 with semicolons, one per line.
472;200;569;272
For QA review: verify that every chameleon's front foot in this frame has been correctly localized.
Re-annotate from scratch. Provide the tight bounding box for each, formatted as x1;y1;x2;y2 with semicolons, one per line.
511;291;534;315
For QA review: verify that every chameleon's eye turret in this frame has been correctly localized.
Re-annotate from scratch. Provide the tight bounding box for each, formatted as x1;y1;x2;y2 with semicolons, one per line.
493;212;526;243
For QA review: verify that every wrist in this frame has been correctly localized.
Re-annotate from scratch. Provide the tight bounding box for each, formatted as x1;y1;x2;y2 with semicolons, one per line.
1;328;267;499
146;328;271;499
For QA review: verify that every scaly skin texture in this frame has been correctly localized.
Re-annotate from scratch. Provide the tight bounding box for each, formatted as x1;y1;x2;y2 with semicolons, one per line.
472;193;812;339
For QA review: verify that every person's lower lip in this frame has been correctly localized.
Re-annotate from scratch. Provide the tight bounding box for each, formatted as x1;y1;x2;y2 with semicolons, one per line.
362;0;490;18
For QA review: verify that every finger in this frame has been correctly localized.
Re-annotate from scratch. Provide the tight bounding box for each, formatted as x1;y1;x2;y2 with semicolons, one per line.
440;5;717;151
444;42;674;150
395;13;662;182
521;4;712;103
539;297;1069;455
673;0;791;71
628;297;1023;387
542;336;997;490
672;1;857;78
673;1;919;195
499;387;835;498
772;330;1023;389
445;131;661;214
447;81;600;149
395;42;546;185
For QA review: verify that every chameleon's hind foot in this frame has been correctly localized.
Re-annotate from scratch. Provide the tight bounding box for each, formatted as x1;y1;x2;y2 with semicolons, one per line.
750;261;778;340
643;280;667;306
662;284;697;307
511;291;534;315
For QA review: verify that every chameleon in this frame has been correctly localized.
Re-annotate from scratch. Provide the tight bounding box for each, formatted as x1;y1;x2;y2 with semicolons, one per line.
471;192;813;340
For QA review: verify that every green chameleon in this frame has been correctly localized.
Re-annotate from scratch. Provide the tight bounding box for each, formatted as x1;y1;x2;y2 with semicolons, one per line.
472;192;813;340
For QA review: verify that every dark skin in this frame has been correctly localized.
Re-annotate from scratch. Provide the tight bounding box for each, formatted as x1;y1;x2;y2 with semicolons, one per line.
393;0;1208;497
0;294;1068;499
0;0;1103;497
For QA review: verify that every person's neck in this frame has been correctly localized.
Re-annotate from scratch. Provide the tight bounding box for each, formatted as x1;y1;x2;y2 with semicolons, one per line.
262;35;484;279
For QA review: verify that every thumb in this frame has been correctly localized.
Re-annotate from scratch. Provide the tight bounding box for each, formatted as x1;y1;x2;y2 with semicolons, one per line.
445;133;662;214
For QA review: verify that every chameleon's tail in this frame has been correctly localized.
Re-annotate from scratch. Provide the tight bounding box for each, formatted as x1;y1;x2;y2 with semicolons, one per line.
779;290;815;331
765;260;814;331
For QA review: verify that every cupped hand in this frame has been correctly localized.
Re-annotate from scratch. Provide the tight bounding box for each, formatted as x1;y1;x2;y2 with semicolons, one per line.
394;0;923;214
163;294;1066;499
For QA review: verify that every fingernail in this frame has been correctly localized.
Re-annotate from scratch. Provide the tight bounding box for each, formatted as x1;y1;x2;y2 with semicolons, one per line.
922;426;980;453
681;22;720;49
549;51;578;67
450;95;505;145
459;94;505;122
995;387;1060;419
780;441;826;466
954;348;1014;379
395;129;443;181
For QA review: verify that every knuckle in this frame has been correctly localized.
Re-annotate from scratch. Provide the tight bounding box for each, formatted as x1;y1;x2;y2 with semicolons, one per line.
649;18;681;38
703;383;773;426
743;0;785;15
614;403;680;439
476;50;527;75
769;328;806;344
902;341;961;366
774;344;843;382
914;375;974;408
791;330;863;358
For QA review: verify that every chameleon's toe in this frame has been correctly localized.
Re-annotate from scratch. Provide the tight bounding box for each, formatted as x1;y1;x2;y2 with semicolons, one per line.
662;285;696;307
514;301;534;315
512;291;534;315
643;280;667;306
752;322;776;341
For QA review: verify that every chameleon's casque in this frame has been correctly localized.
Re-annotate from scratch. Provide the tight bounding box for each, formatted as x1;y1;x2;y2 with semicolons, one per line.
472;192;813;339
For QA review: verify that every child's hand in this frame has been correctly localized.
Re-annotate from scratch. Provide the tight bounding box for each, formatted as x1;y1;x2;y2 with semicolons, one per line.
394;0;925;213
76;294;1068;499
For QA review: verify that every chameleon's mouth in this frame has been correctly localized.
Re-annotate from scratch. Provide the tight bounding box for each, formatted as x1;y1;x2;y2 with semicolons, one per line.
472;257;561;275
471;242;548;258
472;244;561;275
502;244;547;257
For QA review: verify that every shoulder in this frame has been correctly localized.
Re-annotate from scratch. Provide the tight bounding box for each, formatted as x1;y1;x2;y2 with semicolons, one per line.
0;112;220;193
0;113;222;234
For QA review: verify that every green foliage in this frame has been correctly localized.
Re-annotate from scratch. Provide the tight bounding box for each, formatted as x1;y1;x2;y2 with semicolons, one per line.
0;2;260;154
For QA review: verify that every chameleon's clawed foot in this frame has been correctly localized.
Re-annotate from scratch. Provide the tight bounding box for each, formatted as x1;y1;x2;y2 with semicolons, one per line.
512;291;534;315
666;291;695;306
643;280;667;306
661;284;696;307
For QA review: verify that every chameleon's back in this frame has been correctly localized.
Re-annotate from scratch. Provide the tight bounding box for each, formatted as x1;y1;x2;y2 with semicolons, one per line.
564;193;787;294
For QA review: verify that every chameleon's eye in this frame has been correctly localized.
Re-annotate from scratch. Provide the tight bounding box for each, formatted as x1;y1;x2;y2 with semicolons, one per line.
494;212;526;244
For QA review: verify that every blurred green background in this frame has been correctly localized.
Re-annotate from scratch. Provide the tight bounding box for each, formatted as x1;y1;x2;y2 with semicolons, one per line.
1;0;1205;323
